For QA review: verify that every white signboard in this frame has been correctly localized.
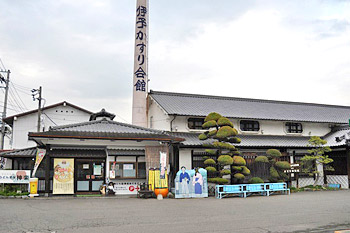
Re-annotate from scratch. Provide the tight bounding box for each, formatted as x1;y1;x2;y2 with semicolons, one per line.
113;183;140;195
0;170;30;184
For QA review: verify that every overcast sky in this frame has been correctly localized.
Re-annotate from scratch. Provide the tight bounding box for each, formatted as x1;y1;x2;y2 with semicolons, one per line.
0;0;349;123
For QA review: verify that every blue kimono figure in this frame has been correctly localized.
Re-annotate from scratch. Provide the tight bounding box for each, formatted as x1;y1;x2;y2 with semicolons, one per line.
179;166;190;194
193;172;203;194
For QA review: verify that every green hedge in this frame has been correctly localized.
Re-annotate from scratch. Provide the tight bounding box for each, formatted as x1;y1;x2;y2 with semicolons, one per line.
204;112;222;122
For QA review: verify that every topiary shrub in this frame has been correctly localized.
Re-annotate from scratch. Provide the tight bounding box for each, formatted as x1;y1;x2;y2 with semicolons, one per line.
204;112;222;122
205;166;217;173
208;177;229;184
202;120;217;129
205;149;217;155
270;167;279;179
249;177;264;184
275;161;291;170
198;133;208;140
234;173;245;179
216;126;237;139
217;155;234;165
217;117;234;127
267;149;282;158
255;156;269;163
232;156;246;166
241;166;251;176
232;166;242;172
204;159;216;165
229;137;241;143
207;130;217;137
199;112;246;184
220;169;231;175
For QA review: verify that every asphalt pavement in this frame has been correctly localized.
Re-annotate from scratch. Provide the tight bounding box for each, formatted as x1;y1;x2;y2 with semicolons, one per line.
1;190;350;233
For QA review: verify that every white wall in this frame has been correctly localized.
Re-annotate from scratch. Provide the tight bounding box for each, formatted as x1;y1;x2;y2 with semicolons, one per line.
11;104;91;149
147;98;171;131
179;149;192;170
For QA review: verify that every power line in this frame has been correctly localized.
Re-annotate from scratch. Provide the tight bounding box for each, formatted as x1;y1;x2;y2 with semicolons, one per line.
0;58;6;70
10;83;28;110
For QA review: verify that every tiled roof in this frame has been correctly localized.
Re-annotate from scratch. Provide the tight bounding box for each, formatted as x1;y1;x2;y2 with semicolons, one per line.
169;132;313;148
29;118;184;142
0;147;37;157
323;126;350;147
149;90;350;123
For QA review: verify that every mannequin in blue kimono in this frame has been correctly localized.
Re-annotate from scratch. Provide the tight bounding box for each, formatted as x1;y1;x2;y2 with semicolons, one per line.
193;170;203;195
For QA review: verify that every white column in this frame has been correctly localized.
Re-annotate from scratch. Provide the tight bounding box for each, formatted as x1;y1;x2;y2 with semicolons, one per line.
132;0;149;127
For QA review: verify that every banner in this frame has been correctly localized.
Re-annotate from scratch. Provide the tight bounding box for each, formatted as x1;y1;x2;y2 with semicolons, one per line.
159;151;167;179
53;158;74;194
0;170;30;184
175;167;208;199
32;148;46;177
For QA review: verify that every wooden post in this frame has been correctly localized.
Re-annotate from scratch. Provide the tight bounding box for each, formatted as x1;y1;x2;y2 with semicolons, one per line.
45;149;50;195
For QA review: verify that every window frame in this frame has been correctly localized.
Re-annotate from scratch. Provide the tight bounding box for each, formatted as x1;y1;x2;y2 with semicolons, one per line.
187;117;205;130
285;122;303;134
109;161;146;179
240;120;260;132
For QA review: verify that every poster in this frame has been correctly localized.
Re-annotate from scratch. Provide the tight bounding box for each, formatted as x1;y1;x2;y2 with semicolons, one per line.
0;170;30;184
93;164;102;175
53;158;74;194
113;183;140;195
175;167;208;199
0;157;7;169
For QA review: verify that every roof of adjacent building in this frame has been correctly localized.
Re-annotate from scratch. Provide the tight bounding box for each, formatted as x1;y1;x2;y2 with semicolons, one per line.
149;90;350;124
169;132;312;148
4;101;93;126
323;126;350;147
0;147;37;157
28;118;184;142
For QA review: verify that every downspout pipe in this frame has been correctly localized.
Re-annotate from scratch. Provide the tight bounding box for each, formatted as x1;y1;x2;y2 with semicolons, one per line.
170;114;177;132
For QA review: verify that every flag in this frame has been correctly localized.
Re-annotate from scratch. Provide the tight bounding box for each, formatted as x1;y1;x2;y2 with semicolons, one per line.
32;148;46;177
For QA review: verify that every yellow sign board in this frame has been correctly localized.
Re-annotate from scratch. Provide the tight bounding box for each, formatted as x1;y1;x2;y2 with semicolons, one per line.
53;158;74;194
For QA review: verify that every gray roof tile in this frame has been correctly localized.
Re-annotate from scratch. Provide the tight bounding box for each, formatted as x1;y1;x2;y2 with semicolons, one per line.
150;91;350;123
0;147;37;157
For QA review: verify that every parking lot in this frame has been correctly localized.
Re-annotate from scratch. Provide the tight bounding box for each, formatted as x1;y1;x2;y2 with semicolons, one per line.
1;190;350;233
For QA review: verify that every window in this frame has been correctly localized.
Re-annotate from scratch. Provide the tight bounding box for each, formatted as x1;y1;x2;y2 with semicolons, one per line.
109;161;146;179
188;118;205;130
240;120;260;132
285;122;303;133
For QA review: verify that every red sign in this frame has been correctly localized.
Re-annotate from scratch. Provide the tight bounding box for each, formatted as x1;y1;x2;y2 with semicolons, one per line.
129;186;135;192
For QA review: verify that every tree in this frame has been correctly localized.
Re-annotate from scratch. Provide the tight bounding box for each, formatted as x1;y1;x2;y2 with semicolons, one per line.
254;149;291;182
198;112;248;184
300;136;333;185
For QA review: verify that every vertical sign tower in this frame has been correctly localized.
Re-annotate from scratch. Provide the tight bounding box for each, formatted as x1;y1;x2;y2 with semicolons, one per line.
132;0;148;127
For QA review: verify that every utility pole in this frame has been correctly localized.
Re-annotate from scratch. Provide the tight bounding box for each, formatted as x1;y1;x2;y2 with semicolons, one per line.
0;70;10;150
32;86;42;132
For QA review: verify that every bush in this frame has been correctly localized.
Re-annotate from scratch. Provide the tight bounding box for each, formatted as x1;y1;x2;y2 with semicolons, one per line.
207;130;217;137
208;177;229;184
275;161;291;170
220;169;231;175
255;156;269;163
229;137;241;143
204;158;216;165
267;149;282;158
205;166;217;173
249;177;264;184
198;133;208;140
204;112;222;122
232;156;246;166
216;126;236;139
202;156;209;160
205;149;217;155
212;141;235;150
217;155;234;165
234;173;245;179
202;120;217;129
270;166;279;179
241;166;251;176
232;166;242;171
217;117;234;127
